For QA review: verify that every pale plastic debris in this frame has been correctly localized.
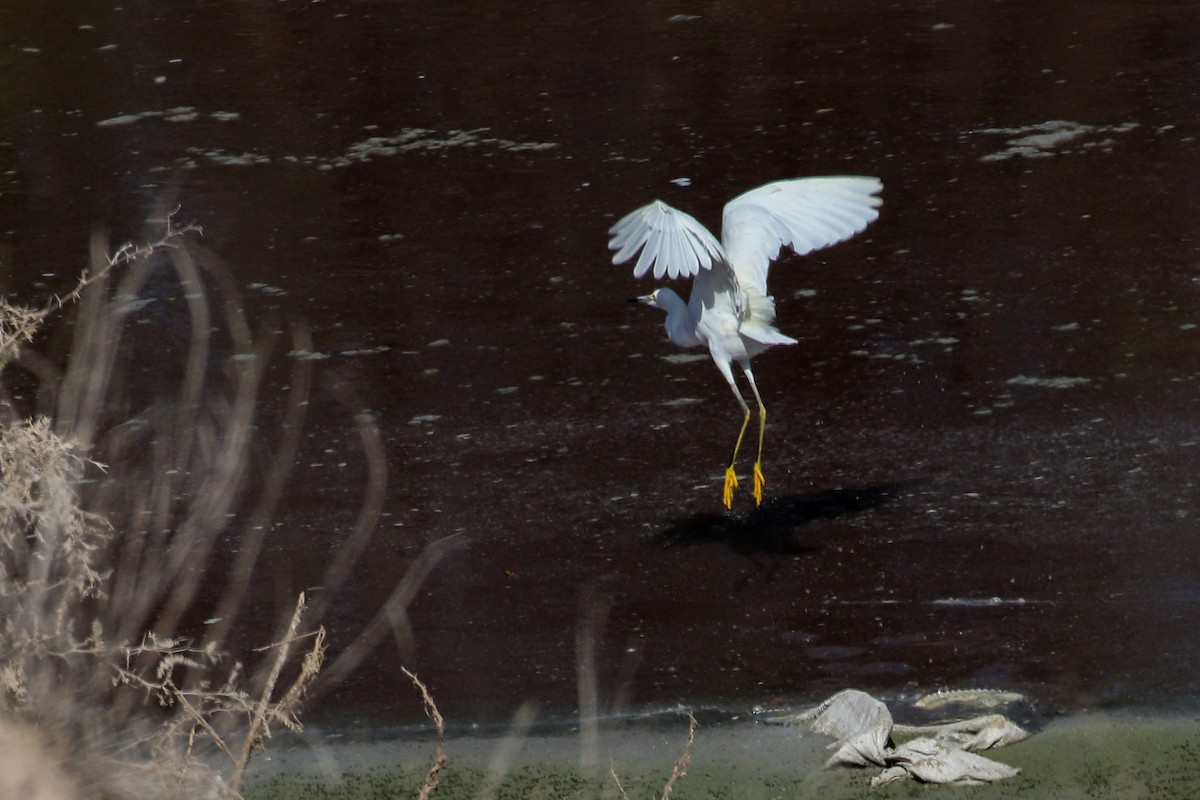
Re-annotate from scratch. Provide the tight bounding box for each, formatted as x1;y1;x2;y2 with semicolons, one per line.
895;713;1031;751
912;687;1027;710
874;737;1022;786
777;689;1028;785
797;689;891;767
952;714;1030;750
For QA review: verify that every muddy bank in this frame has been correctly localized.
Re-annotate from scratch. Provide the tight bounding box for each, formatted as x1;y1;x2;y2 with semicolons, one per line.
243;710;1200;799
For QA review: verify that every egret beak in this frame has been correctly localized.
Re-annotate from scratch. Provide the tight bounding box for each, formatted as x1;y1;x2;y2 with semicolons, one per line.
630;294;654;305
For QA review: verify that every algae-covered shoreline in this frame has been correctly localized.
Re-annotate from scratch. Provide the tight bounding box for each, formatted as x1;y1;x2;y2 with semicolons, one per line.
243;711;1200;799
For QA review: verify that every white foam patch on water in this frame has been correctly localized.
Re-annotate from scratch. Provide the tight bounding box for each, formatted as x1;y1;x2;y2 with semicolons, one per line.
98;116;556;171
96;107;240;126
850;349;927;365
1006;375;1092;389
328;128;557;168
183;147;271;166
339;346;390;357
972;120;1139;161
933;597;1044;606
907;336;959;346
661;354;709;364
288;349;330;361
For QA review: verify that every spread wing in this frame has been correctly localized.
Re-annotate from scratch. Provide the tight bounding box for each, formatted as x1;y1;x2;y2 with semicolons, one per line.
607;200;727;280
721;176;882;295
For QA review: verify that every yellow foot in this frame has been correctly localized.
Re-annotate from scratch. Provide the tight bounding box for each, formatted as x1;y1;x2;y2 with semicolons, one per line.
752;463;766;506
723;467;739;509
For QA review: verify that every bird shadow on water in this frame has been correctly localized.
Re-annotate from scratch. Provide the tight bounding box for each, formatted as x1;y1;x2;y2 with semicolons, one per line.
655;482;906;558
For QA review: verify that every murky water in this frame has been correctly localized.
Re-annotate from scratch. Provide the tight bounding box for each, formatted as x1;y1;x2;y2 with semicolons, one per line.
2;1;1199;729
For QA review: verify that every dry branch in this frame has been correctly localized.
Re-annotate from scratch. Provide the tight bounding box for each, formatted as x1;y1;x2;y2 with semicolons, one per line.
403;667;447;800
1;205;200;369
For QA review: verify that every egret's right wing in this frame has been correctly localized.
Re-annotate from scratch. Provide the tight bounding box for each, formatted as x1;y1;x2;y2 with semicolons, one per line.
608;200;727;280
722;176;882;295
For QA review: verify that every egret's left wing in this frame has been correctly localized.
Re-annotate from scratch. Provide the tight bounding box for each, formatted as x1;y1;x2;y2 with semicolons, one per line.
608;200;727;280
722;176;882;295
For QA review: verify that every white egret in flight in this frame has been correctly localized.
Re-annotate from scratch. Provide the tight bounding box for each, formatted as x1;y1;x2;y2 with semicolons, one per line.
609;176;882;508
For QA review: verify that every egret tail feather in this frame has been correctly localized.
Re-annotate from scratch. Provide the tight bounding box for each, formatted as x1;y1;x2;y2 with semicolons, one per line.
740;294;797;346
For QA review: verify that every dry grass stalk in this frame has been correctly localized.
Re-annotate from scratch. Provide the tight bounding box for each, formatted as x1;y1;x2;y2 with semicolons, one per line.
315;533;464;692
205;318;313;648
609;760;631;800
402;667;447;800
308;379;389;627
575;585;612;773
659;712;698;800
608;711;699;800
476;700;539;800
229;592;325;793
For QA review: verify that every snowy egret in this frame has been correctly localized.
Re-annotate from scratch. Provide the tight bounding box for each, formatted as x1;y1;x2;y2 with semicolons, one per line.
609;176;882;508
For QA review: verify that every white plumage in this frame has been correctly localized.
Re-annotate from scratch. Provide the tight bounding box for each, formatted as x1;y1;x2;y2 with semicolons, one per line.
609;176;882;508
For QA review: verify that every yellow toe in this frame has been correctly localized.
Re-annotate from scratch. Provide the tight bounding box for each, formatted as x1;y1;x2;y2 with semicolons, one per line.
752;463;765;506
723;467;739;509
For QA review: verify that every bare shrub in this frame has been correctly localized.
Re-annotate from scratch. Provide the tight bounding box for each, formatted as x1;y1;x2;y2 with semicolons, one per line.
0;206;431;798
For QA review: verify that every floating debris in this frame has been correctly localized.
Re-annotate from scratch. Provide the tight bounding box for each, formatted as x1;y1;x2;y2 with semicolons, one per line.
765;689;1028;786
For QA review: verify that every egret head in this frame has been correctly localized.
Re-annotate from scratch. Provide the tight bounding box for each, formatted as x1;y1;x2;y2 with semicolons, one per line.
629;289;663;308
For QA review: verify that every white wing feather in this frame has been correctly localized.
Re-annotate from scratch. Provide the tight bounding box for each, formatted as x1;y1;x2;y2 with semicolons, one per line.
608;200;726;280
721;176;882;295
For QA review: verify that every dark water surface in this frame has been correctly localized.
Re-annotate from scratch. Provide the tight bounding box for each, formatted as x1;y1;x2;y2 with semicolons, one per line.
2;1;1200;728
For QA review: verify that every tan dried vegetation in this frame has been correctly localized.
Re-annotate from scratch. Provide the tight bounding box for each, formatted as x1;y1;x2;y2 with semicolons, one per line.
0;207;696;800
0;207;456;799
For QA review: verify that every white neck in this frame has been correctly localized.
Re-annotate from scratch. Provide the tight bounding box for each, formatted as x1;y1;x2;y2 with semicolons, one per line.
654;288;703;348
